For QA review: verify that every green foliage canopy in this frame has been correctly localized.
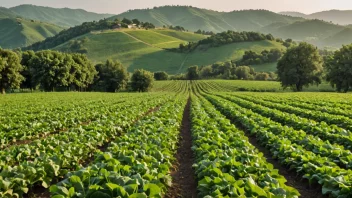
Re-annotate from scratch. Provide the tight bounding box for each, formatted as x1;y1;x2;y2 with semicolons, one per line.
0;49;24;94
94;60;129;92
154;71;168;81
187;66;200;80
325;44;352;92
277;42;323;91
131;69;154;92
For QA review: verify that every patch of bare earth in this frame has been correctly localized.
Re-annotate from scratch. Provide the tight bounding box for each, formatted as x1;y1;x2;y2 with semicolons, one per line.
166;98;197;198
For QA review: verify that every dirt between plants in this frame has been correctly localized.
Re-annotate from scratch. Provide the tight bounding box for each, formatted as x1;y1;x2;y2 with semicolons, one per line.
166;98;198;198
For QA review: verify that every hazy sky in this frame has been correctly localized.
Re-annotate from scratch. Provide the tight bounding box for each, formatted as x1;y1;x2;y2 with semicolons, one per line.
2;0;352;14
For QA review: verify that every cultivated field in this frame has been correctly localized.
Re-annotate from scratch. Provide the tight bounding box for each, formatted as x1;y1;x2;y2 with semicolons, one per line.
1;81;352;197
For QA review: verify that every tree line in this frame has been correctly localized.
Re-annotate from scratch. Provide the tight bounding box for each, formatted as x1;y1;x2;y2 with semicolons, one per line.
277;42;352;92
236;49;283;65
0;49;156;94
170;61;276;81
174;31;296;53
194;29;215;35
164;25;186;31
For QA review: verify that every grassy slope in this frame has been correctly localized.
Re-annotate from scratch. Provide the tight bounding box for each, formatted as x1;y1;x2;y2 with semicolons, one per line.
0;17;63;49
250;62;278;72
152;29;207;42
54;29;283;74
123;29;185;48
184;40;284;65
9;4;113;27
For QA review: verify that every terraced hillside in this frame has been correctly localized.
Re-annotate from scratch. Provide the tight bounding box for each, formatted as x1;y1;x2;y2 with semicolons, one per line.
54;29;284;73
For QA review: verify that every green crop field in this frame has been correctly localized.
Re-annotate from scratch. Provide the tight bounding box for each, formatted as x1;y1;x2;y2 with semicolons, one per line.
55;29;283;74
1;80;352;198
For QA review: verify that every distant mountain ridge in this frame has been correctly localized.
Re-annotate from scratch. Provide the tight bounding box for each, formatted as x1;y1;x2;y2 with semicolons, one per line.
280;11;307;18
0;7;64;49
110;6;303;32
9;4;114;27
3;4;352;49
0;4;115;49
280;10;352;25
109;6;352;48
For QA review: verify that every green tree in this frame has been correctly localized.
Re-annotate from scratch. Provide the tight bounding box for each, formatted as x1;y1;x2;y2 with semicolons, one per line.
187;66;200;80
20;50;37;90
154;71;168;81
30;50;72;91
0;49;24;94
200;65;213;78
255;72;270;81
131;69;154;92
132;19;141;26
235;66;254;80
277;42;323;91
69;54;97;91
325;44;352;92
268;72;277;80
266;34;275;41
122;18;132;25
95;60;129;92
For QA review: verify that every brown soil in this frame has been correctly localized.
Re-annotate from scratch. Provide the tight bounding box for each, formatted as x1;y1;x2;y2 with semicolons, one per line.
166;98;198;198
25;186;50;198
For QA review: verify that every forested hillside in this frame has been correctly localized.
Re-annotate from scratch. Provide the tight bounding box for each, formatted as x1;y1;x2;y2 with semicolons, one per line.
281;10;352;25
260;20;345;45
0;8;64;49
111;6;352;48
111;6;302;32
9;4;113;27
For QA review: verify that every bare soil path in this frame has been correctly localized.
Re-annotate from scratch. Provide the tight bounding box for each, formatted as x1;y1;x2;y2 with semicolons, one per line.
166;98;197;198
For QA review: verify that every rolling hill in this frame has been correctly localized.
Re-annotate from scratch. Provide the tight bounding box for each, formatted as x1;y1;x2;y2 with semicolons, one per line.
9;4;114;27
322;28;352;47
110;6;302;32
53;29;285;74
280;10;352;25
280;11;307;18
0;7;17;18
266;19;344;41
0;8;64;49
110;6;352;47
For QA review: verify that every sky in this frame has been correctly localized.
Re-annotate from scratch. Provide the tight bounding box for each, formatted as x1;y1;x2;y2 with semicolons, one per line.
2;0;352;14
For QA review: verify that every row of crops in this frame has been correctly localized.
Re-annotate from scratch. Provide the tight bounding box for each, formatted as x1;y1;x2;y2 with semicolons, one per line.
0;92;187;197
1;80;352;197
